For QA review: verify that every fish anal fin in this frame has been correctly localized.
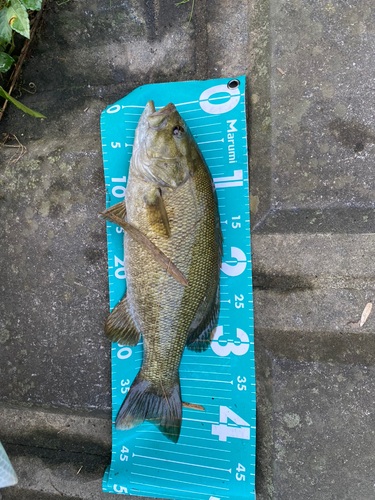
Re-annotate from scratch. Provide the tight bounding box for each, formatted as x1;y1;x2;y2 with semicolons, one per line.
186;281;220;353
99;200;127;220
105;295;141;345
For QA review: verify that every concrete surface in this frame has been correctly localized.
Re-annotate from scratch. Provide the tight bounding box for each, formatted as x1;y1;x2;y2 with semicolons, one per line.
1;0;375;499
249;0;375;498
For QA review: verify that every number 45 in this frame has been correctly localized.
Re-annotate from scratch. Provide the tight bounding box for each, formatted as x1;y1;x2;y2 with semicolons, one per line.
236;463;246;481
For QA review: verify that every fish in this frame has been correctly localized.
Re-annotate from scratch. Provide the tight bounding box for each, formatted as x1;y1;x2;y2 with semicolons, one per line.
100;101;222;443
0;441;18;488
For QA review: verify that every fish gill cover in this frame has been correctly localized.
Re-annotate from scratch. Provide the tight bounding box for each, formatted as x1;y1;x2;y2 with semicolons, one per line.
100;76;255;500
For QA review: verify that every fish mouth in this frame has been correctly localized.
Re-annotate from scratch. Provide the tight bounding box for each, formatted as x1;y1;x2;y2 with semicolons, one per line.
148;102;176;129
152;102;175;116
145;100;156;114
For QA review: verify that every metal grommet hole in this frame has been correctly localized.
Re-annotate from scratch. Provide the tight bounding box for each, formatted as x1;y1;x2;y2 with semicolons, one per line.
227;79;240;89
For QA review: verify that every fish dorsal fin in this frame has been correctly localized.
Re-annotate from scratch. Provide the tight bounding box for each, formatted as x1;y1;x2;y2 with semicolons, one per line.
186;279;220;353
99;200;127;220
105;295;141;345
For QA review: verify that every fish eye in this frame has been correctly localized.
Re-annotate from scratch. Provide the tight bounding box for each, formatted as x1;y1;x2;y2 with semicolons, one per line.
173;125;184;136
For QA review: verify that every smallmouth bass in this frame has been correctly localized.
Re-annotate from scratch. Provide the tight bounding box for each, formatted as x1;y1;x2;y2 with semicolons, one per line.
101;101;222;443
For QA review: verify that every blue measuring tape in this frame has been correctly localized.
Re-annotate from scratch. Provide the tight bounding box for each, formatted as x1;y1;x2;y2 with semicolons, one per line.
101;76;255;500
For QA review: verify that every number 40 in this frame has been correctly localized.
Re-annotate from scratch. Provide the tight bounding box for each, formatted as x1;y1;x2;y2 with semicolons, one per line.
211;406;250;442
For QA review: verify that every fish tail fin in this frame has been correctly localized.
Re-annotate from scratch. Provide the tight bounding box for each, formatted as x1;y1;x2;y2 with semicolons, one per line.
115;372;182;443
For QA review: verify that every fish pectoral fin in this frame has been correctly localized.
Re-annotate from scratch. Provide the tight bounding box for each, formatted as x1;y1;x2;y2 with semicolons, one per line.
99;211;188;287
186;279;220;353
116;372;182;443
105;295;141;345
145;188;171;237
155;190;171;237
98;200;127;220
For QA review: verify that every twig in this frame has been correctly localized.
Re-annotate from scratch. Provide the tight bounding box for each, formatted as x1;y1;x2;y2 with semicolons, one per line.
56;424;70;435
0;0;47;121
360;302;372;327
0;133;27;164
182;402;205;411
100;211;188;286
348;302;373;329
50;480;63;496
20;82;37;95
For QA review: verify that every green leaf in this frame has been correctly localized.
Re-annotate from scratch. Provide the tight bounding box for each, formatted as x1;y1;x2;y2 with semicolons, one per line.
0;8;12;44
7;0;30;39
0;52;15;72
20;0;42;11
0;86;46;118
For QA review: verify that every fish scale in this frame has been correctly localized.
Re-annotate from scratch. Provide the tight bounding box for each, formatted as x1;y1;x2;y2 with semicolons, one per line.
101;76;255;500
124;169;217;372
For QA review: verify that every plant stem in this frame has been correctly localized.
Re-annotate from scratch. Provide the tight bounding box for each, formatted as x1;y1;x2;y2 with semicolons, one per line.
188;0;194;25
175;0;195;24
0;0;47;120
8;32;15;56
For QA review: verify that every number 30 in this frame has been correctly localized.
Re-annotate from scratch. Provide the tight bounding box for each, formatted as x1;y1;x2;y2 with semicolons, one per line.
211;326;249;357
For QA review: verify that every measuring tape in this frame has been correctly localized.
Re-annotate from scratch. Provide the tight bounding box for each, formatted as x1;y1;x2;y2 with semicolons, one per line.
101;76;255;500
0;442;18;488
